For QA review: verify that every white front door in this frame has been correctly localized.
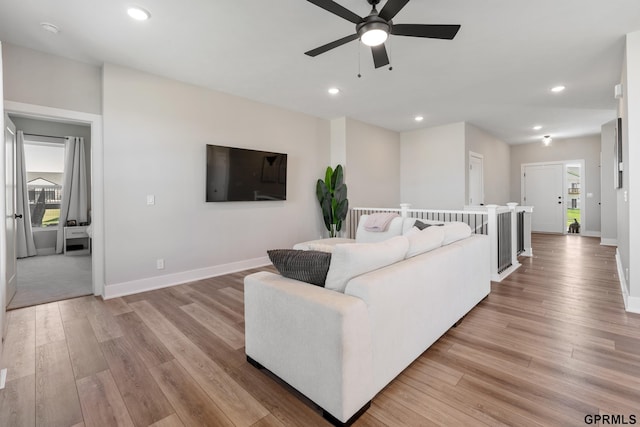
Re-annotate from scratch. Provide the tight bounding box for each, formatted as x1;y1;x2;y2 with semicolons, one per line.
5;115;17;305
523;164;564;233
469;152;484;205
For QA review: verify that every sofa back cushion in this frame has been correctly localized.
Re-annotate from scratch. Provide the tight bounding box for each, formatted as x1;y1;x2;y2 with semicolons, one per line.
405;226;445;258
356;215;404;243
442;222;472;245
325;235;409;293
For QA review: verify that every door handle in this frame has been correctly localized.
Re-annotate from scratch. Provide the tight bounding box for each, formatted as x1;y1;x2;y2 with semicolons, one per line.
14;214;23;219
558;201;562;204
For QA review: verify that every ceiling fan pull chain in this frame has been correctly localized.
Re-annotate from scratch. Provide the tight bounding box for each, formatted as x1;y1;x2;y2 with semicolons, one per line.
357;40;362;78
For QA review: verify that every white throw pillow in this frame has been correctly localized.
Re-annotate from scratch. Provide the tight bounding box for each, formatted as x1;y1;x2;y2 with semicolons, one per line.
356;215;404;243
442;222;472;245
405;226;445;258
325;236;409;293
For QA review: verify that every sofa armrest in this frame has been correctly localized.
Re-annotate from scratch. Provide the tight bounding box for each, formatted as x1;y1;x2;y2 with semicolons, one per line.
244;271;373;423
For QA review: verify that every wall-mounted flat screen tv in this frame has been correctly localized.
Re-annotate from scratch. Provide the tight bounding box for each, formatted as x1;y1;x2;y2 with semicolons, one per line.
206;144;287;202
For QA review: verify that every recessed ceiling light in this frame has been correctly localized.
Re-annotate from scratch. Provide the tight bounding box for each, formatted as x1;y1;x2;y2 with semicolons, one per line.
328;87;340;95
40;22;60;34
533;125;542;130
127;7;151;21
551;85;565;93
542;135;552;146
415;116;424;122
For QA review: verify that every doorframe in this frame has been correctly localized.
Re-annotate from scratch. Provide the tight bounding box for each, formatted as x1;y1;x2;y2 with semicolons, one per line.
521;159;586;235
4;101;105;297
468;151;484;205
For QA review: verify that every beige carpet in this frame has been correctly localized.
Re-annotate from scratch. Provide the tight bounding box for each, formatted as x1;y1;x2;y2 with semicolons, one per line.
9;254;92;309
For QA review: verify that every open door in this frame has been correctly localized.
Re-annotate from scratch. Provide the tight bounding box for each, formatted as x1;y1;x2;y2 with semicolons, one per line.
1;41;7;354
5;115;17;307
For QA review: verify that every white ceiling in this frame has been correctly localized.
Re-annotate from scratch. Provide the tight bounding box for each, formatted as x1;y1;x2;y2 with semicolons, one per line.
1;0;639;144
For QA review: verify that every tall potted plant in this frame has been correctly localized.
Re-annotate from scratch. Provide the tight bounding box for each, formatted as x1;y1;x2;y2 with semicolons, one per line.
316;164;349;237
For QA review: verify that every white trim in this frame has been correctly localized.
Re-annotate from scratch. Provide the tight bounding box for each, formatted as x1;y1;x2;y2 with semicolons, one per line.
616;249;640;314
104;256;271;299
4;101;105;297
600;238;618;246
493;262;521;282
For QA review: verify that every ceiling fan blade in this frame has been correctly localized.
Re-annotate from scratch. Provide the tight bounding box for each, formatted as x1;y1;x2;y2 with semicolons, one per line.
391;24;461;40
305;34;359;57
378;0;410;21
306;0;362;24
371;44;390;69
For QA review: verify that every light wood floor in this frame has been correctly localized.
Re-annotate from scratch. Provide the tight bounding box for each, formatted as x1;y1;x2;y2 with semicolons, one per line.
1;234;639;426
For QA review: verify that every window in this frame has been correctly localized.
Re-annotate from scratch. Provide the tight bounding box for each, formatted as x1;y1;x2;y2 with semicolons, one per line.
24;140;65;228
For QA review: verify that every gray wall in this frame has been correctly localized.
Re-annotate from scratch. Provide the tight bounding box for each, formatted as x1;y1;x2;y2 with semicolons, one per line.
510;135;602;234
600;120;617;244
2;43;102;114
618;31;640;300
344;117;400;208
102;64;330;286
400;122;466;209
465;123;511;205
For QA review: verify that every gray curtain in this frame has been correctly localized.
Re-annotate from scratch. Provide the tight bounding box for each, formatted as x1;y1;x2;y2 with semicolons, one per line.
16;130;37;258
56;137;88;253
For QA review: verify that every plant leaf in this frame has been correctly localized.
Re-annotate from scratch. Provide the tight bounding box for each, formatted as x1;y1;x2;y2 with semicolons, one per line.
334;183;347;202
325;166;333;191
332;164;344;189
316;179;329;203
335;198;349;222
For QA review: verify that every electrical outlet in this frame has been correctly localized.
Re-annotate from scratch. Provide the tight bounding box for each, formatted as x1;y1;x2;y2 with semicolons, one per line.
147;195;155;205
156;259;165;270
626;268;629;281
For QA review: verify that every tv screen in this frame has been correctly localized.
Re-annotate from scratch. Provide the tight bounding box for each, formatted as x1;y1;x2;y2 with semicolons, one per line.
206;144;287;202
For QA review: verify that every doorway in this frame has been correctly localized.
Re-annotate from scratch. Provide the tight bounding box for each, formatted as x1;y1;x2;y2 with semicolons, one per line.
6;115;93;309
521;160;585;234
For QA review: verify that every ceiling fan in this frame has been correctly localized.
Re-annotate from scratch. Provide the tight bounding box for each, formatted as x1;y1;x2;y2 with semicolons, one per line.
304;0;461;69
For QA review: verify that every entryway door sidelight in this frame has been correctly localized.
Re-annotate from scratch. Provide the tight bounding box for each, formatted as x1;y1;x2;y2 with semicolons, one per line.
522;163;564;233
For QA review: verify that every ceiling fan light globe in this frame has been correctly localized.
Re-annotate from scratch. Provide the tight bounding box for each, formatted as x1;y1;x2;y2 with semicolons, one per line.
361;28;388;46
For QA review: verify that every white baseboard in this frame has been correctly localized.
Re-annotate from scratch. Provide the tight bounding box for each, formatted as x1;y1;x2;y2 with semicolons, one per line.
600;238;618;246
615;250;640;314
580;230;601;238
104;256;271;300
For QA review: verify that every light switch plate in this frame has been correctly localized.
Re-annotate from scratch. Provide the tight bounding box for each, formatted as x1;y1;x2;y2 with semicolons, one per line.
147;195;155;205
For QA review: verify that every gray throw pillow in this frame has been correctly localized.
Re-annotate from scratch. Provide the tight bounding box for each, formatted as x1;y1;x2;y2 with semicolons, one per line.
267;249;331;287
414;220;444;230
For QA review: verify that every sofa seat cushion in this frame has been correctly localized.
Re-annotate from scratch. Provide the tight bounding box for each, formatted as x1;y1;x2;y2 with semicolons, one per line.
268;249;332;287
325;236;409;293
293;237;354;251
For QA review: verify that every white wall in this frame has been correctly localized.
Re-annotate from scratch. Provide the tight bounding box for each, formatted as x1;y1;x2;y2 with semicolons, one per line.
400;122;465;209
2;43;102;115
344;118;400;208
600;120;617;245
510;135;602;234
102;64;330;289
465;123;511;205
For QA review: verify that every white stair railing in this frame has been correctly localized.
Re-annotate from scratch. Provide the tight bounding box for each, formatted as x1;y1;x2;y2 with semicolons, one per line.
349;203;533;282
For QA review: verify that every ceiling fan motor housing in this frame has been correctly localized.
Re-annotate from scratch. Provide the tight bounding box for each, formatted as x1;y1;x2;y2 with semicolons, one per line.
356;15;391;39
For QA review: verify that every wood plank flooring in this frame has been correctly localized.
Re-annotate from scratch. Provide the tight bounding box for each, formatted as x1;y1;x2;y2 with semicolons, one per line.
1;234;639;426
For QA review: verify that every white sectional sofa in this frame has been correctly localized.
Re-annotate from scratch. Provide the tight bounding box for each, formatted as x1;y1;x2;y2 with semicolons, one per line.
244;216;491;425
